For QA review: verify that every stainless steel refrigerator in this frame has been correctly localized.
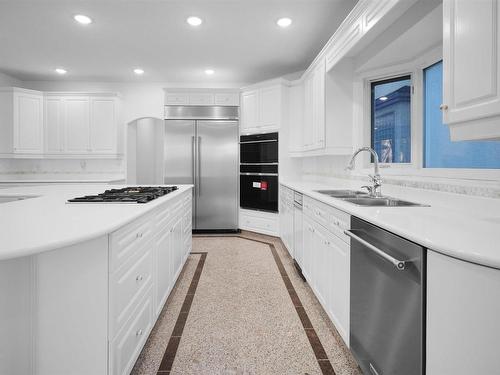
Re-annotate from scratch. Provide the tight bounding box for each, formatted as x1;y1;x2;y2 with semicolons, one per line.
164;106;239;232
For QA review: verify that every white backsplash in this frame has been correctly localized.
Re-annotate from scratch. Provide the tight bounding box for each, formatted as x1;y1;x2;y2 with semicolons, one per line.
0;158;125;181
300;155;500;199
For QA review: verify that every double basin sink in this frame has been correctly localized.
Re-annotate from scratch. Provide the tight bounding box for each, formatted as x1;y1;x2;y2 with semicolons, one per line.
315;190;428;207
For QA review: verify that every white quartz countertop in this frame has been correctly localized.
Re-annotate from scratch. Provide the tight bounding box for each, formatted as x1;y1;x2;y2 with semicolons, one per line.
0;184;192;261
281;178;500;269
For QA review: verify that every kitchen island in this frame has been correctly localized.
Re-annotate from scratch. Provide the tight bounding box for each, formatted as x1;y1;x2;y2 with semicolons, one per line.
0;184;193;375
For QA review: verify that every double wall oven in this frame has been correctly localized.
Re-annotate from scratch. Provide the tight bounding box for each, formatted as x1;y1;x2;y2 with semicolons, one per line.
240;132;278;212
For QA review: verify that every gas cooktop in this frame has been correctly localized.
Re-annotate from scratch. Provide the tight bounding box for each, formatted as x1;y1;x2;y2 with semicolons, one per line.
67;186;178;204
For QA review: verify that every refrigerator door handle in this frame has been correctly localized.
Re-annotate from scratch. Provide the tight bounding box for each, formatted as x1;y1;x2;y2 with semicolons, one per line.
198;136;202;196
191;136;196;186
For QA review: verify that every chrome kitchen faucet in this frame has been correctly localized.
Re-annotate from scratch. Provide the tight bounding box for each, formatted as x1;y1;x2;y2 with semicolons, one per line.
346;147;382;197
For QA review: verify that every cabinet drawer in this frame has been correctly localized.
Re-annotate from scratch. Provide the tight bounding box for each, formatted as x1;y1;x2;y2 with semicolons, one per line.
214;93;239;106
189;93;214;106
165;93;189;105
109;247;153;337
304;195;350;243
110;215;154;272
240;212;278;234
110;288;154;375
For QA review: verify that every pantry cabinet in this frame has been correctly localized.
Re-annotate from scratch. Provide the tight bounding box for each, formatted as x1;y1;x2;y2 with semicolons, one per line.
443;0;500;140
240;80;286;134
0;87;43;155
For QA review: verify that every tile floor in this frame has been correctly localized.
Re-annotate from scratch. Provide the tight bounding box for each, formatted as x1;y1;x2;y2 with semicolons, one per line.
131;231;361;375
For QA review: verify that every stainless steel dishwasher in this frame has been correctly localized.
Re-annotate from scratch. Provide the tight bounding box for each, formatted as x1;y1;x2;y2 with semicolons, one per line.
346;217;425;375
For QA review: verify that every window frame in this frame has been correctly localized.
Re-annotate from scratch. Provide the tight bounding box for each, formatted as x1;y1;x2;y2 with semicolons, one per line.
355;45;500;182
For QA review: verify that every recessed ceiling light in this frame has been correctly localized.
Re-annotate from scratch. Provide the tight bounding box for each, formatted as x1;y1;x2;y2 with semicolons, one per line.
379;96;388;101
55;68;67;75
277;17;292;28
133;68;145;75
74;14;92;25
187;16;203;26
205;69;215;75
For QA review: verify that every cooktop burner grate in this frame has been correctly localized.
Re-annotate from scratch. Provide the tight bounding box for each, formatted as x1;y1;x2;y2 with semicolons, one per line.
67;186;178;204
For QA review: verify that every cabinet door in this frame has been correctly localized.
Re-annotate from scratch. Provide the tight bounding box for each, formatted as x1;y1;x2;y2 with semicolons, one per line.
313;225;328;306
64;97;90;153
44;97;64;153
443;0;500;124
313;60;326;148
13;92;43;153
302;216;314;282
327;232;349;344
260;85;281;129
240;90;259;132
289;83;304;152
303;76;314;149
90;97;116;153
155;226;173;316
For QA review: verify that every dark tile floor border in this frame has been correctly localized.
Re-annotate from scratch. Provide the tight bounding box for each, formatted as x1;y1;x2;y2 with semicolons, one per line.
186;234;337;375
156;252;207;375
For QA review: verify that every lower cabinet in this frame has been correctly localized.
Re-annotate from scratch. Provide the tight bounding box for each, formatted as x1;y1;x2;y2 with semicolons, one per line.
109;190;192;375
279;185;294;256
291;193;350;346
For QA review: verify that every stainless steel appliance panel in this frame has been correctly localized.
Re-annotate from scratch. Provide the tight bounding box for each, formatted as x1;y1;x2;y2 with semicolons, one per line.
165;105;238;120
349;217;424;375
164;120;196;226
196;120;238;230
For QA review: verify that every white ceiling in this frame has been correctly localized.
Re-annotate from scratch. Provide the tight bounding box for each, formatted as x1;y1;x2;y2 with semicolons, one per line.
0;0;357;84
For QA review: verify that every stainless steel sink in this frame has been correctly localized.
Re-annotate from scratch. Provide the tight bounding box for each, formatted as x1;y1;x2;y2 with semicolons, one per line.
0;195;39;204
315;189;368;198
342;197;428;207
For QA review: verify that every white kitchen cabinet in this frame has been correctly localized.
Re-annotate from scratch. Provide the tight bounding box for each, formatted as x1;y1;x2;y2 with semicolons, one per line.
240;80;286;134
44;96;64;153
164;89;239;107
240;89;259;133
294;59;326;152
427;250;500;375
279;185;294;257
443;0;500;140
0;87;43;155
44;93;119;156
155;226;173;316
90;97;117;153
288;82;305;153
239;208;279;236
300;194;350;346
64;96;90;153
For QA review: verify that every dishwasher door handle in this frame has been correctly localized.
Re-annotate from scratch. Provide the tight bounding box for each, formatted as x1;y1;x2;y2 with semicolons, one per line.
344;229;406;271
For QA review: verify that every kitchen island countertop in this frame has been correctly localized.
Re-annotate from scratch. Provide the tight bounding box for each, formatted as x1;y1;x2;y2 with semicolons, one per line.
0;184;192;261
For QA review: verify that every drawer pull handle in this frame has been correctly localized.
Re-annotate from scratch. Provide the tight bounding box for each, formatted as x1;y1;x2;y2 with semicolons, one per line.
136;275;143;282
136;232;143;238
136;329;143;336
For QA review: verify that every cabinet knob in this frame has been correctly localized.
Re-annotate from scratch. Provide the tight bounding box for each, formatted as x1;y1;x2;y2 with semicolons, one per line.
439;104;448;111
136;275;143;281
136;329;143;336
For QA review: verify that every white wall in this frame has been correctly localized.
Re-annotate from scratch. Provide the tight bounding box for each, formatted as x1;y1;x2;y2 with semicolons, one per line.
0;71;21;87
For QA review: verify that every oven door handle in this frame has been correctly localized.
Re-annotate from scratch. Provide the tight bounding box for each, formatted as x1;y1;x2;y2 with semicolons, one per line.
240;173;278;176
344;230;406;271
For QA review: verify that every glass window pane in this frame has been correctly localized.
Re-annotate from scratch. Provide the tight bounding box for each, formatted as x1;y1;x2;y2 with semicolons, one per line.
371;76;412;163
424;61;500;169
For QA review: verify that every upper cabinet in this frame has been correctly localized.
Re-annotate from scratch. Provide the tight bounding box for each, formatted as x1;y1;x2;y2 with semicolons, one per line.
240;81;285;134
301;59;326;151
164;89;239;107
0;88;120;158
0;88;43;155
443;0;500;140
44;93;119;156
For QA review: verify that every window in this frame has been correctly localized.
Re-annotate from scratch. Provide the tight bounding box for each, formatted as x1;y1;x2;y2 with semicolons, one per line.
424;61;500;169
371;76;412;163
